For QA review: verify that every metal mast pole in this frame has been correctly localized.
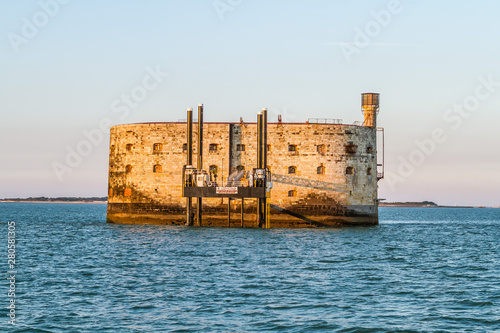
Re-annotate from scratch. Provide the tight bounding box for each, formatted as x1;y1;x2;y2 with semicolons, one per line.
262;108;268;228
197;104;204;226
186;108;193;226
257;112;263;227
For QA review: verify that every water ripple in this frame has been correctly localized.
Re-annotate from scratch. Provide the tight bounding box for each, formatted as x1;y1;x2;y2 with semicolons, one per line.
0;204;499;332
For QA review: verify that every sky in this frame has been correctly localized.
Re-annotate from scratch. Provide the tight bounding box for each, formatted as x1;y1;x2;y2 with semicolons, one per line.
1;0;499;206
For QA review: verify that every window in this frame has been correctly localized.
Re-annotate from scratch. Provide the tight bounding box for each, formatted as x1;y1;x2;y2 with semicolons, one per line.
183;143;188;152
317;144;327;154
288;144;297;152
209;165;218;181
345;144;358;154
126;144;133;151
267;145;271;151
153;164;162;173
236;165;245;172
153;143;163;151
317;165;325;175
236;144;245;152
367;168;372;176
366;146;373;154
209;144;218;152
346;167;354;175
209;165;218;174
288;190;297;197
288;166;297;174
124;188;132;197
125;165;132;174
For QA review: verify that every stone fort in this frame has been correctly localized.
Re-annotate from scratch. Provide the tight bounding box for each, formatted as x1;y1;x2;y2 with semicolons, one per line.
107;93;383;227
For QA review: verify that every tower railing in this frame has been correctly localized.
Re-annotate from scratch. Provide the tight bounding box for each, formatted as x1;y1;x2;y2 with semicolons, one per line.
308;118;343;124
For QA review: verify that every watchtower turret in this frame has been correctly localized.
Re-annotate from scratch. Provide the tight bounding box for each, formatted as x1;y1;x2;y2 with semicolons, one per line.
362;93;380;128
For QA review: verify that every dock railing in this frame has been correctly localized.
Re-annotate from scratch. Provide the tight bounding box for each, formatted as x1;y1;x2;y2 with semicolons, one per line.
184;168;271;188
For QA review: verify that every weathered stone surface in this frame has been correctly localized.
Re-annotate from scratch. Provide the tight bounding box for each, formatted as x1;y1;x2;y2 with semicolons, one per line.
107;121;379;227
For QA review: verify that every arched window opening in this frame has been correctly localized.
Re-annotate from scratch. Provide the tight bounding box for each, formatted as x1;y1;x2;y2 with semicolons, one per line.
345;144;358;154
317;144;327;154
209;165;218;181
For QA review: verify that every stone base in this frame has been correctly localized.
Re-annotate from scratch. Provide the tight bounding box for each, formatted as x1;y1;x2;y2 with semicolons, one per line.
107;203;378;228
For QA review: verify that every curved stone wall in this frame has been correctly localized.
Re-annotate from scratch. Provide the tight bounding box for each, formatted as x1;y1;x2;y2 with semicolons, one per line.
107;121;378;226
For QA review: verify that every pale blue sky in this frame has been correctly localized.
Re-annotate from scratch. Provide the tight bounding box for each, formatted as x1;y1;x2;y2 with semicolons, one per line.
1;0;499;205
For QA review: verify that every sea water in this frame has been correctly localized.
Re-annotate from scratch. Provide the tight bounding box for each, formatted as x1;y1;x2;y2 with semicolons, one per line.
0;203;499;332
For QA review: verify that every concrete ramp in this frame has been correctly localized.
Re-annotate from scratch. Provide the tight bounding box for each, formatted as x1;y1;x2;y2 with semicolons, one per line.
269;204;328;227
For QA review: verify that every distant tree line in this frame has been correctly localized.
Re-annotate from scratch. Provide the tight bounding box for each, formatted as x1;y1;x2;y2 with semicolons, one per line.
380;201;438;206
0;197;107;202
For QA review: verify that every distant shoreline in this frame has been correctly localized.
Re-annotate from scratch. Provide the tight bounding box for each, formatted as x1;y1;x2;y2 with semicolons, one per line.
0;197;107;204
379;202;496;208
1;199;496;208
380;204;473;208
0;200;107;204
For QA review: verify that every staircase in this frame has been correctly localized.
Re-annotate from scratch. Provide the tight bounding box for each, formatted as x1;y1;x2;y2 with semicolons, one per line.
271;174;348;193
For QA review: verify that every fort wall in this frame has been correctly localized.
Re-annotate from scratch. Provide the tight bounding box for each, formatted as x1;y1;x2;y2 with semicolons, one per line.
107;121;379;227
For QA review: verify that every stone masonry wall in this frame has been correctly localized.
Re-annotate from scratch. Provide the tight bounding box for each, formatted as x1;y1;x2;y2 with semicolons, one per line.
108;121;378;221
236;122;377;213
